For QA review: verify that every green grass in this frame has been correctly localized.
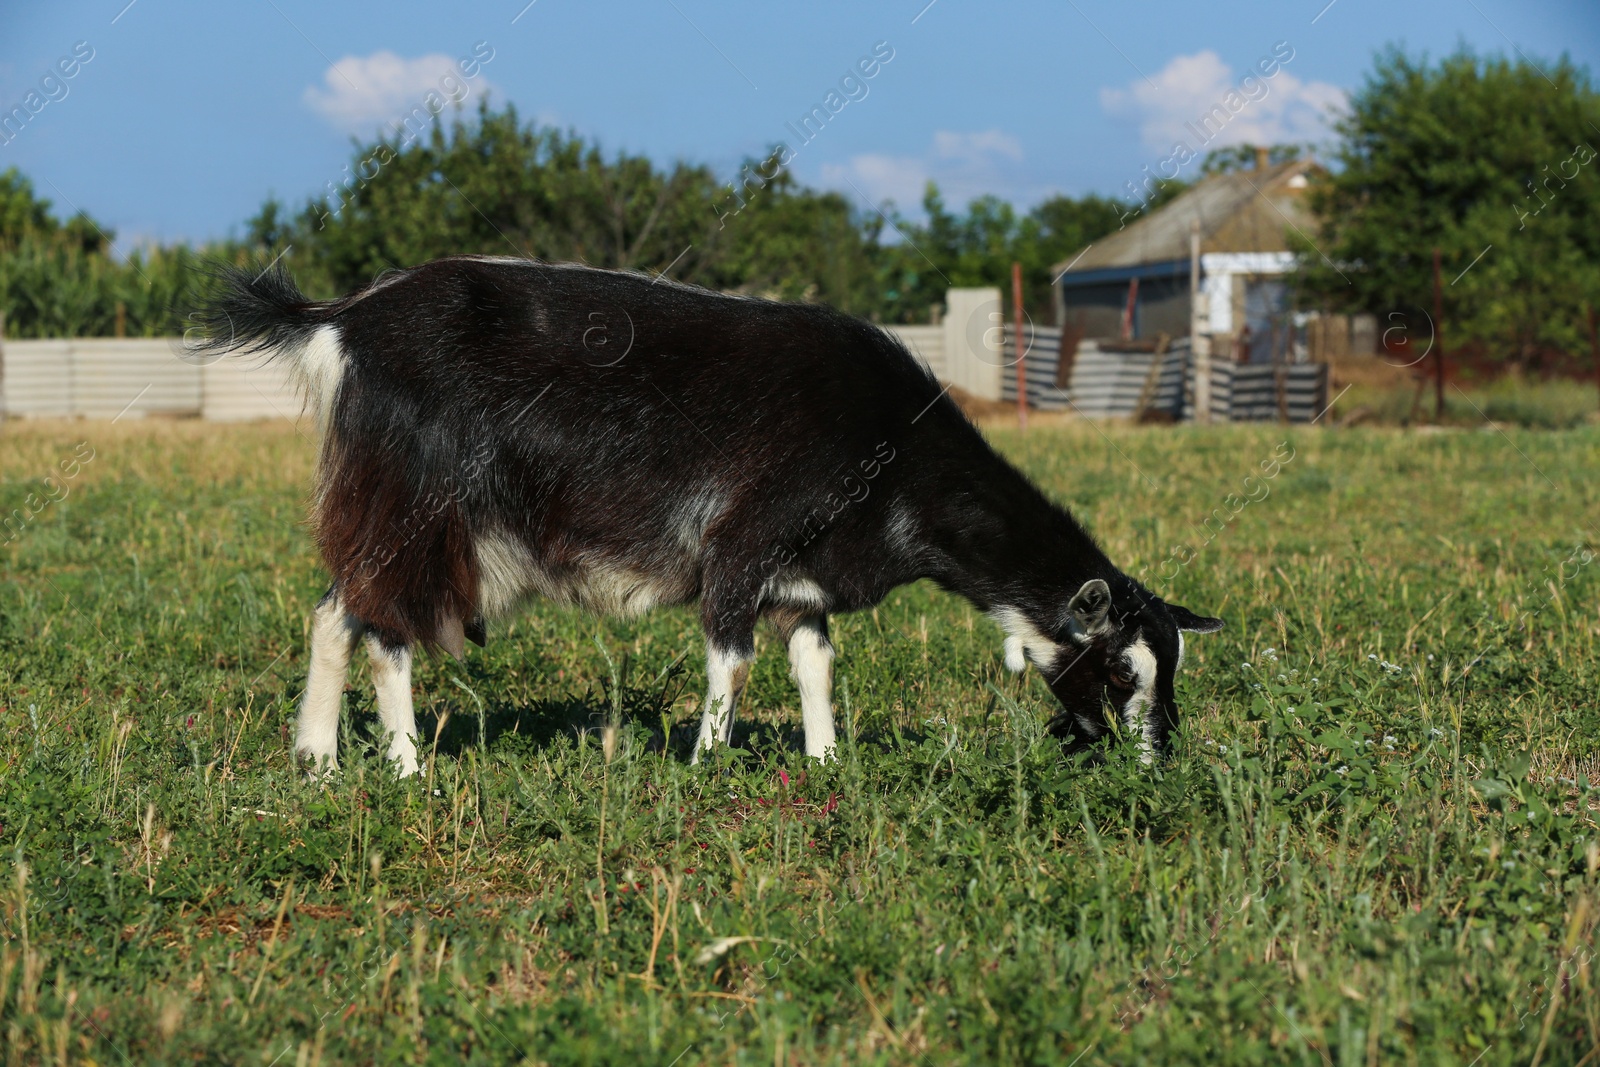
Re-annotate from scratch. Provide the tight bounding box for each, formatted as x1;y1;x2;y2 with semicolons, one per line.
1;417;1598;1065
1341;372;1599;430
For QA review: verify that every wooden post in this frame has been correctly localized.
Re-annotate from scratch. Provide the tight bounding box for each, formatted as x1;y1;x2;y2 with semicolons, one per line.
1190;219;1211;423
1431;247;1446;422
114;301;127;339
1012;261;1027;430
1120;277;1140;341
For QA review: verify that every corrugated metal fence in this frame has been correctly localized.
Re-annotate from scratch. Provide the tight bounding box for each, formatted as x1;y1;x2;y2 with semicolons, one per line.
998;325;1328;422
1;338;303;422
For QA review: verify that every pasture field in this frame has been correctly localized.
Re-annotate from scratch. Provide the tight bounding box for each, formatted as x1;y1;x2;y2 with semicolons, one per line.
1;415;1598;1066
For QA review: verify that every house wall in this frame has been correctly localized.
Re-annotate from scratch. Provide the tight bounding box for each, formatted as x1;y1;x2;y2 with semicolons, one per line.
1058;267;1193;341
1060;282;1132;339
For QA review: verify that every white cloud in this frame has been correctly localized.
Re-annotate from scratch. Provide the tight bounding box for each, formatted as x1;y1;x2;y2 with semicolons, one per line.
821;153;930;211
1100;49;1345;152
304;51;493;135
820;128;1026;212
933;129;1023;164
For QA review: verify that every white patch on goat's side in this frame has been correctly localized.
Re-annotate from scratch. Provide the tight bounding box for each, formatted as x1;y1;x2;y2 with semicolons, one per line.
571;563;678;618
474;530;539;618
1121;636;1159;764
474;532;691;621
885;507;919;557
763;577;829;611
674;492;723;554
1177;631;1185;669
295;324;347;429
990;607;1057;673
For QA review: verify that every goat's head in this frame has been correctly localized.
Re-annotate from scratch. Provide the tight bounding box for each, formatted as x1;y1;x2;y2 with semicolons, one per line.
998;578;1223;762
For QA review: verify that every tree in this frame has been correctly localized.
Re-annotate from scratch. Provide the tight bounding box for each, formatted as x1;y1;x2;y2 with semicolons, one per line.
282;104;726;296
0;166;199;338
0;167;110;254
1297;48;1600;368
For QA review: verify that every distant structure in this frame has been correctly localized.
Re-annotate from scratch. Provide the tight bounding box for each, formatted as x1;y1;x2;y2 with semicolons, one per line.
1052;149;1371;366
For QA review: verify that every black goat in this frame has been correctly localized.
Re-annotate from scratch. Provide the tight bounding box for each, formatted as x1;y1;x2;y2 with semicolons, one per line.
197;256;1222;774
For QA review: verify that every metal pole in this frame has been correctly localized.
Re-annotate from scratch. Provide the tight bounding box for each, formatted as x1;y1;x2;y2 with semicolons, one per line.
1012;260;1027;430
1432;247;1446;422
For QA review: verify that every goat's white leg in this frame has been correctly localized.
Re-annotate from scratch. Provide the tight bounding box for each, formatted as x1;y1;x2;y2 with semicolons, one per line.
296;590;363;775
692;643;753;763
788;615;837;761
366;635;420;776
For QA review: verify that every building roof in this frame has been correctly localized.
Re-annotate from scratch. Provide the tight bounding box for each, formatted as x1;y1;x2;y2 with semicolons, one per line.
1053;158;1321;279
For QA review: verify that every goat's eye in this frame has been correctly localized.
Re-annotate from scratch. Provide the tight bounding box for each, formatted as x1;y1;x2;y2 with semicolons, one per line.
1107;668;1134;689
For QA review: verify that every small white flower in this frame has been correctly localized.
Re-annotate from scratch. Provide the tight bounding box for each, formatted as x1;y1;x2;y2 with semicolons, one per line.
1335;765;1348;776
1383;735;1397;745
1503;860;1516;869
1368;654;1378;661
1430;728;1444;739
1218;745;1229;755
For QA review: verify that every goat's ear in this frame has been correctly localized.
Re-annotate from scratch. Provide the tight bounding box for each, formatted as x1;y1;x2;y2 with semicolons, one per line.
1065;579;1114;638
1168;604;1225;634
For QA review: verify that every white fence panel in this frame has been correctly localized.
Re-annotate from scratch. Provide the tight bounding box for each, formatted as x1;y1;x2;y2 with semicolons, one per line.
1;339;308;422
941;288;1004;400
202;356;306;423
2;340;74;417
69;340;201;419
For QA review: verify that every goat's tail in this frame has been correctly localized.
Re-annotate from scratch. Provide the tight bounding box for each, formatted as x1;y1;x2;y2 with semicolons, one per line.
190;261;344;417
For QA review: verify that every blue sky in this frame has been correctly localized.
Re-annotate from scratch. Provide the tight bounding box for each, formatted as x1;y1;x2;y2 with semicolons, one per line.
1;0;1596;252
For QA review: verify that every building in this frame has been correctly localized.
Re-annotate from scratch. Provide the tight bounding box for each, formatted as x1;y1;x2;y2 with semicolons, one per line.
1052;150;1368;366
